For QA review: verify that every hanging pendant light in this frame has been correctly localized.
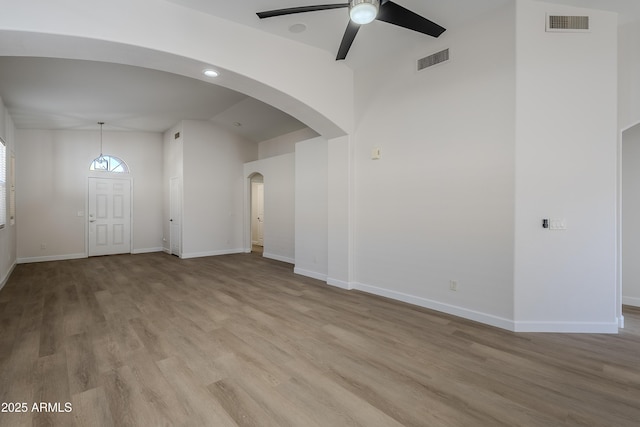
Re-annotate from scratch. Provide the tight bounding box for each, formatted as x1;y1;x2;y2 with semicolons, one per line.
95;122;108;170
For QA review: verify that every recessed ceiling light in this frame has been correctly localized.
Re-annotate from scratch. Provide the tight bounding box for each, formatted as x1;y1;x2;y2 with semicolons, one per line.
289;23;307;33
202;69;219;78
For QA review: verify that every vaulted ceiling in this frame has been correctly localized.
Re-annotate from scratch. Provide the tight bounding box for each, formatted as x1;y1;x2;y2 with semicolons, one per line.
0;0;637;139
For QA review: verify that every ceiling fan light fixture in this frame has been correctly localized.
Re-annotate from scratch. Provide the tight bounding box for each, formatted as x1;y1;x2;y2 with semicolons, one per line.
349;0;379;25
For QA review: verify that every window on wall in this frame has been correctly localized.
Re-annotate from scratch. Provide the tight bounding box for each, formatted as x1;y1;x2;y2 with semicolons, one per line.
89;155;129;173
0;137;6;229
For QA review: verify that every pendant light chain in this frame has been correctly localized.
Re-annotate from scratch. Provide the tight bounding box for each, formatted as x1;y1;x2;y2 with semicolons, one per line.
97;121;107;170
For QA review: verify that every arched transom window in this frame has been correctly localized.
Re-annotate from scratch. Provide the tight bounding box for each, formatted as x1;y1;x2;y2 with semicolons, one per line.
89;155;129;173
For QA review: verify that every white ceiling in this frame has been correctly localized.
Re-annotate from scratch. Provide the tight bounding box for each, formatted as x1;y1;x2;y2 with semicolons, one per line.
0;56;309;140
0;0;638;138
165;0;640;65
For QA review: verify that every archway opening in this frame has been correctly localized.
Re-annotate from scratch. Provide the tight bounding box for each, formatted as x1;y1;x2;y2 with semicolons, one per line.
250;173;265;255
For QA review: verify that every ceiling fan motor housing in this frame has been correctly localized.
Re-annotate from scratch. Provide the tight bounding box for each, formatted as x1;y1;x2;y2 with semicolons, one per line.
349;0;380;25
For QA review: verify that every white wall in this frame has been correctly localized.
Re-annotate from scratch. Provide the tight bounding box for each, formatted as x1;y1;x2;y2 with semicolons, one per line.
0;97;16;289
259;128;319;160
180;120;257;258
513;1;618;332
327;135;353;289
619;19;640;130
244;154;295;263
622;123;640;307
352;3;517;329
16;129;164;262
162;122;183;253
295;137;328;280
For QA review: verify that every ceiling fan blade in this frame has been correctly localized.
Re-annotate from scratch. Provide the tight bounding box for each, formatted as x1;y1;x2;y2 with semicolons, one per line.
336;21;361;60
257;3;348;19
376;1;446;38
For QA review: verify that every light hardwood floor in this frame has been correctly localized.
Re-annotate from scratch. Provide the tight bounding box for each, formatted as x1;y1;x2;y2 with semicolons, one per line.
1;252;639;426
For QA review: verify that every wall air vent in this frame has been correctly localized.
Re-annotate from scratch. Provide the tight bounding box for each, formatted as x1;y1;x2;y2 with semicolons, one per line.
546;15;589;32
417;48;449;71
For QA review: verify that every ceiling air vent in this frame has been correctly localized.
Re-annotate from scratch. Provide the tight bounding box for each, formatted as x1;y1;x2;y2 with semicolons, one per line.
546;15;589;32
417;48;449;71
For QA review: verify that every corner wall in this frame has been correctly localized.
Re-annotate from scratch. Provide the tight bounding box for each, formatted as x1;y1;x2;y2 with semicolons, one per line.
621;124;640;307
0;97;16;289
181;120;257;258
244;154;295;264
295;137;328;280
513;0;619;332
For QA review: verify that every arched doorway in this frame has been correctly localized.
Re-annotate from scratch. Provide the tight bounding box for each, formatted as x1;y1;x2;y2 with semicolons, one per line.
250;173;265;254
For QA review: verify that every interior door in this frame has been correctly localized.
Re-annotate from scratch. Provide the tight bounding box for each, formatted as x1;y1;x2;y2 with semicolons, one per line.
170;177;181;256
88;177;131;256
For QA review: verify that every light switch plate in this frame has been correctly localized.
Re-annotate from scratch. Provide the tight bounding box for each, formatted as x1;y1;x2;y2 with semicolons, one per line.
371;147;381;160
549;218;567;230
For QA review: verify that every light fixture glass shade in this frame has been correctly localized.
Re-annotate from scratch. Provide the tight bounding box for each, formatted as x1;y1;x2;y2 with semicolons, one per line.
349;0;379;25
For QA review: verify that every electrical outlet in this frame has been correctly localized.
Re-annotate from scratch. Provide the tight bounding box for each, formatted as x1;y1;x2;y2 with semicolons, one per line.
449;280;458;291
40;243;47;250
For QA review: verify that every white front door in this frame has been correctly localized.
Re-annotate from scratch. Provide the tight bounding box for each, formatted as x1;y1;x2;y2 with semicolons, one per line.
88;177;131;256
170;177;181;256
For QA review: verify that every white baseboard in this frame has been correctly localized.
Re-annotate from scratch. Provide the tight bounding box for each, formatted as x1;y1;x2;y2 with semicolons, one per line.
353;281;515;331
17;253;87;264
513;320;619;334
263;252;295;264
326;277;353;290
294;267;327;282
0;261;16;292
180;249;244;259
352;281;621;333
132;247;164;255
623;296;640;307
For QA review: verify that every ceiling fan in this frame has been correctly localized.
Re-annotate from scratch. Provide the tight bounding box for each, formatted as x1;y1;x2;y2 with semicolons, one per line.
256;0;446;60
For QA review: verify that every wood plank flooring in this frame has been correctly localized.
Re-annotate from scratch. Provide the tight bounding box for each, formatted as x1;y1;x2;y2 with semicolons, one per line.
1;252;639;426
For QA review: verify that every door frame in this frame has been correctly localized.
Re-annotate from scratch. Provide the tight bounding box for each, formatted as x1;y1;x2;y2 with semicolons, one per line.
169;176;182;257
251;180;264;246
86;175;133;257
244;172;264;253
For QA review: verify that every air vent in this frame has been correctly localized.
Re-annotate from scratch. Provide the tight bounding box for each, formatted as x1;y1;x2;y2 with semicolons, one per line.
546;15;589;32
417;48;449;71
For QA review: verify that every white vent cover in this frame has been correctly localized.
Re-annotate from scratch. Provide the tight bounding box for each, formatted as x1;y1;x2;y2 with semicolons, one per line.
546;15;589;32
417;48;449;71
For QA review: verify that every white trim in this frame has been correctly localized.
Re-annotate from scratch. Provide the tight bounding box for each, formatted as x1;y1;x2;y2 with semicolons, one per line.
294;267;327;282
353;281;515;331
619;315;625;329
326;277;353;290
17;253;86;264
132;247;164;255
263;252;294;264
180;249;244;259
623;296;640;307
513;321;619;334
0;261;16;291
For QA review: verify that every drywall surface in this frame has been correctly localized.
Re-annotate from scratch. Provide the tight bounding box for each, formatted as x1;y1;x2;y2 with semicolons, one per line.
513;0;618;332
16;129;164;262
353;2;517;328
